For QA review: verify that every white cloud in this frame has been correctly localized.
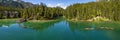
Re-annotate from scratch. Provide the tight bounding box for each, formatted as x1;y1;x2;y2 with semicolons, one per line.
56;3;62;6
47;4;54;7
47;3;67;9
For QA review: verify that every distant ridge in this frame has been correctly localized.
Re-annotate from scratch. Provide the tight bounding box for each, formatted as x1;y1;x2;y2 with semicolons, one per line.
0;0;34;8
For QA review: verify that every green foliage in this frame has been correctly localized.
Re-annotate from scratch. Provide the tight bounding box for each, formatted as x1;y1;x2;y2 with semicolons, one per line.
0;0;120;21
65;1;120;21
0;2;64;20
21;3;64;20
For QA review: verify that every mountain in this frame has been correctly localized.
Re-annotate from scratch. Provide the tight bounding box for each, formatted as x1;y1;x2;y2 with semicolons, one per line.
0;0;34;8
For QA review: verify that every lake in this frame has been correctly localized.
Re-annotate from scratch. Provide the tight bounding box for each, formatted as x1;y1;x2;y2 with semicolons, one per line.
0;20;120;40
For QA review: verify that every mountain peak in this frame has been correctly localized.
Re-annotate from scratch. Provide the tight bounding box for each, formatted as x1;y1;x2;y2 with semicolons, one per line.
0;0;34;8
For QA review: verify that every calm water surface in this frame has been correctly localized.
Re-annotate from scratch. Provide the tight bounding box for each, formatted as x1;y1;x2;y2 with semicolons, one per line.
0;20;120;40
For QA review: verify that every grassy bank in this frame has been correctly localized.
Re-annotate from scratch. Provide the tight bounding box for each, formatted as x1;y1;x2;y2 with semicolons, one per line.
0;19;19;26
28;19;62;23
26;17;63;23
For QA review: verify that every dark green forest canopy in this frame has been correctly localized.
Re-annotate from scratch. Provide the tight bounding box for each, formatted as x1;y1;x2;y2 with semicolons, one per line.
0;0;64;19
64;0;120;21
0;0;120;21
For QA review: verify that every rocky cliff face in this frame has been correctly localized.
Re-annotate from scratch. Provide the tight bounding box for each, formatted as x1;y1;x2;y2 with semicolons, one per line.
0;0;34;8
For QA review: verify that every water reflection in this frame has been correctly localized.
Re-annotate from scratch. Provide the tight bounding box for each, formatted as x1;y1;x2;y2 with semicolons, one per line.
68;21;120;40
0;20;120;40
23;20;61;31
0;20;61;31
68;21;120;31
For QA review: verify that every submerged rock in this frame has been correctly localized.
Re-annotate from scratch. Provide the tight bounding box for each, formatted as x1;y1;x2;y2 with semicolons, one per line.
84;28;95;30
98;27;114;30
2;25;9;28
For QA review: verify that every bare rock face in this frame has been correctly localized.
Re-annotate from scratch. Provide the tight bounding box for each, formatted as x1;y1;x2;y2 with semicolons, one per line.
87;16;111;22
0;0;34;8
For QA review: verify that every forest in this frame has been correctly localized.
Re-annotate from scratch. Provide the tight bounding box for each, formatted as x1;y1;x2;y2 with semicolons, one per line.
0;0;120;21
65;0;120;21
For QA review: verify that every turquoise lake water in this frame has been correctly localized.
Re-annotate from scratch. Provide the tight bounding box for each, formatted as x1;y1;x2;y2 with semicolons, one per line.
0;20;120;40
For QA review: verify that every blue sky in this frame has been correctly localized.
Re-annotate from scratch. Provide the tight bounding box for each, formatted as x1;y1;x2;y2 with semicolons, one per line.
22;0;96;9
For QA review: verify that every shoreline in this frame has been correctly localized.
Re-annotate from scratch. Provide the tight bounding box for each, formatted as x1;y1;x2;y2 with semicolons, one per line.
0;19;57;23
27;20;57;23
0;18;119;23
